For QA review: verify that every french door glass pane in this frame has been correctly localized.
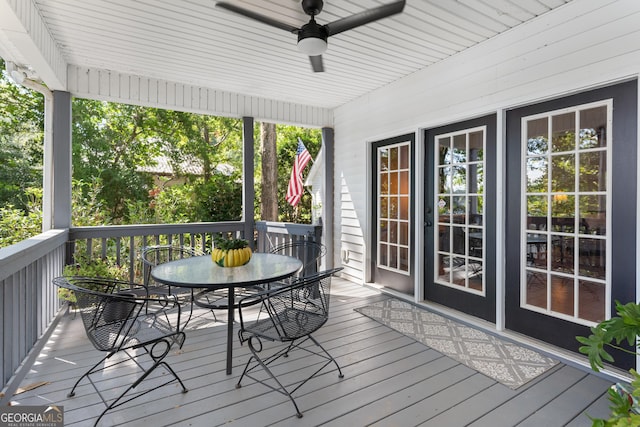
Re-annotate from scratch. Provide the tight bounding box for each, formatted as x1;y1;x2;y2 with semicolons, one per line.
579;151;606;192
400;145;409;168
522;101;610;326
580;106;607;149
552;112;576;152
527;117;549;155
526;156;548;193
579;280;605;322
435;126;486;294
377;142;411;274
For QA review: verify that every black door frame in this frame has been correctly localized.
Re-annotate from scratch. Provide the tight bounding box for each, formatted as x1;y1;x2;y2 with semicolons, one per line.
424;114;497;322
370;133;416;294
504;80;637;369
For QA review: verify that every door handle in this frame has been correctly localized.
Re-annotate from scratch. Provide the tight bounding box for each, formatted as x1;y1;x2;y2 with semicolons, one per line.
424;220;433;227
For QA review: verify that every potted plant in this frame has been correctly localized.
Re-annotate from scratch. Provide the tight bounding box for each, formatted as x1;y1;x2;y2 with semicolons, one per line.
577;301;640;426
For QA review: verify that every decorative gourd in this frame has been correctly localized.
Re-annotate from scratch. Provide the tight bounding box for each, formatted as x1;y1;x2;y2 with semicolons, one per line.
211;236;252;267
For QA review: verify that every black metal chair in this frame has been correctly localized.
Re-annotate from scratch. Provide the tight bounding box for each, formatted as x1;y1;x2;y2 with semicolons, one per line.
141;244;216;321
193;240;325;316
141;244;204;299
53;276;188;427
235;268;344;418
269;240;326;281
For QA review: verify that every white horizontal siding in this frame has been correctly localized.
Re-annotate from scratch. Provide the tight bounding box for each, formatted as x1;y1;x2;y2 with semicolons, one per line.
338;173;366;283
66;65;333;127
333;0;640;284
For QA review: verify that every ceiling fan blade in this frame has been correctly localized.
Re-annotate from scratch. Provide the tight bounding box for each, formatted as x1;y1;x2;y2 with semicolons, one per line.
309;55;324;72
325;0;406;36
216;2;299;33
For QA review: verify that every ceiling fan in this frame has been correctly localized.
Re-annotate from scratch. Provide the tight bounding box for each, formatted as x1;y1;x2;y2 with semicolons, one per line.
216;0;406;72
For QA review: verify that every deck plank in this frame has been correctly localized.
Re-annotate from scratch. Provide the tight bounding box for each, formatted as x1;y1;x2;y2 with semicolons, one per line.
516;373;613;427
420;382;518;427
371;372;497;426
7;278;617;427
468;365;593;427
564;390;612;426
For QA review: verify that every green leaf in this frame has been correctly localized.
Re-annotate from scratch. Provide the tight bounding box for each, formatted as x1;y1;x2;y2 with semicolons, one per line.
576;325;617;372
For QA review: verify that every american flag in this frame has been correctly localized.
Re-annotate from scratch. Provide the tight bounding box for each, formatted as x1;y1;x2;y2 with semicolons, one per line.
285;138;312;206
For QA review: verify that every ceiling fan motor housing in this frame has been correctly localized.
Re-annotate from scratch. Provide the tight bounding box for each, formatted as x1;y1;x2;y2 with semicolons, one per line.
298;19;328;43
302;0;324;16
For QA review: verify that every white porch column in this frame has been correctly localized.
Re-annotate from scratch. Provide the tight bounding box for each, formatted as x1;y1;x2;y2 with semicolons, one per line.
322;127;334;269
47;90;72;230
242;116;255;248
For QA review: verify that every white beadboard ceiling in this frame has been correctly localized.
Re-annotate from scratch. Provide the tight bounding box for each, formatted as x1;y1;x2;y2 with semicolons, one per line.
9;0;573;110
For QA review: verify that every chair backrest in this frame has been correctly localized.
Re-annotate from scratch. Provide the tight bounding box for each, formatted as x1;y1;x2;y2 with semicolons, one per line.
141;245;203;286
240;267;342;342
269;241;326;278
53;276;146;352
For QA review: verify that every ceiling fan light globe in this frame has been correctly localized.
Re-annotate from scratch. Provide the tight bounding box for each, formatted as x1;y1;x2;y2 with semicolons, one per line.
297;37;327;56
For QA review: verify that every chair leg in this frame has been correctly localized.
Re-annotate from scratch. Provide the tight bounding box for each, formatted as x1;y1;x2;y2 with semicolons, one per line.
67;352;114;398
308;335;344;379
68;334;188;426
238;336;304;418
236;334;344;419
182;290;214;328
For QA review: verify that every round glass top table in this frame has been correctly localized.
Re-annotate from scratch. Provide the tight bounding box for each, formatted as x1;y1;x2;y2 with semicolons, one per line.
151;253;302;374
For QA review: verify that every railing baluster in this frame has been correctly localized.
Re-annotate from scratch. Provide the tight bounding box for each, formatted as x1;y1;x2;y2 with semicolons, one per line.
115;238;121;266
101;237;107;260
86;238;93;259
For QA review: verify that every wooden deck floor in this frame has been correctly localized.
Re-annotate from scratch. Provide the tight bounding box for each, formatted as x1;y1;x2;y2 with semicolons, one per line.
10;279;615;426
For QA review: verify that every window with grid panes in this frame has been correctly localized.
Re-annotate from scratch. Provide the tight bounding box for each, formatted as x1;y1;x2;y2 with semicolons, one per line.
377;143;410;274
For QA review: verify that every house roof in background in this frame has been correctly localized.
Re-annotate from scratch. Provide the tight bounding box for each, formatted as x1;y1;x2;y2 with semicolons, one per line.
136;156;204;176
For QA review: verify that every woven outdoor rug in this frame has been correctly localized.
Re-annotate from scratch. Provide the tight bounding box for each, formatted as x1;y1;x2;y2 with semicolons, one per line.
354;298;558;389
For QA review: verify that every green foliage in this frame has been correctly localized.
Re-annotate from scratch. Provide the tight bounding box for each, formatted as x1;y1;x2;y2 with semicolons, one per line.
72;99;157;221
577;301;640;425
191;173;243;222
588;372;640;426
0;203;42;246
577;301;640;372
71;99;244;224
60;252;129;303
148;182;193;224
71;178;111;226
0;58;44;212
213;235;249;250
1;61;320;247
0;142;42;210
254;123;321;224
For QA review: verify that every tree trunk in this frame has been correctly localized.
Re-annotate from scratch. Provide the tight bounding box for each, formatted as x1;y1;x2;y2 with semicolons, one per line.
260;122;278;221
202;122;212;183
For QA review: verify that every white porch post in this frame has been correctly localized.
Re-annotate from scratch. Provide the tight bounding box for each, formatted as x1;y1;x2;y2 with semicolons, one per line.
321;127;334;269
242;116;255;247
41;88;53;231
48;91;72;230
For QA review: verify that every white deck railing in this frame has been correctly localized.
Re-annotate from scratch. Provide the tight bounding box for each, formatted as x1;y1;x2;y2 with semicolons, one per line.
0;229;67;398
